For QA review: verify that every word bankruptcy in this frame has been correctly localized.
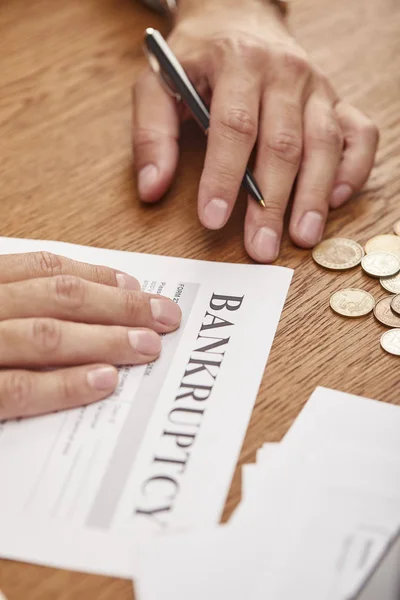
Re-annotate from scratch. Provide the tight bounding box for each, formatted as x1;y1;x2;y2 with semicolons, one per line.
135;292;245;526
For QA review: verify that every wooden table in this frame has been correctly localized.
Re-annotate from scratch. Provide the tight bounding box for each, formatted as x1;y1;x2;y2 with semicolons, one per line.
0;0;399;597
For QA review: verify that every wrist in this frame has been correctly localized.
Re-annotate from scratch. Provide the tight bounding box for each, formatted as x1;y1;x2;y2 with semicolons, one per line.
177;0;287;17
175;0;288;32
174;0;290;43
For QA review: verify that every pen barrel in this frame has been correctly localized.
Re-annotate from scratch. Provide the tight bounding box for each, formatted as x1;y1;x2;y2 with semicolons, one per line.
243;170;264;205
145;30;210;131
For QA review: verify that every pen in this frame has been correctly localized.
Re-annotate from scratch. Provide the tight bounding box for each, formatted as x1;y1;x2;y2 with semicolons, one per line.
144;28;266;209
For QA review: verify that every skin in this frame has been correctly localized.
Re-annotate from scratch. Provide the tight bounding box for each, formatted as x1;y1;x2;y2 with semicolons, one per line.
0;252;181;420
1;0;379;417
132;0;379;263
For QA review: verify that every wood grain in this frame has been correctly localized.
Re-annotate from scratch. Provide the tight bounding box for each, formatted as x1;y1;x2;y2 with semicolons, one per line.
0;0;399;597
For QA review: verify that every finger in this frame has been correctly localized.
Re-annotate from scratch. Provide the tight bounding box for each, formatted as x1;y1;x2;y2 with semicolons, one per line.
289;95;343;248
0;364;119;420
0;251;140;290
245;75;306;262
0;275;182;333
198;66;260;230
133;70;180;203
330;102;379;208
0;318;162;367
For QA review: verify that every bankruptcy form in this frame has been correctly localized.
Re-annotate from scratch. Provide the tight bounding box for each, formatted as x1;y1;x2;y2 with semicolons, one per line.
0;237;292;578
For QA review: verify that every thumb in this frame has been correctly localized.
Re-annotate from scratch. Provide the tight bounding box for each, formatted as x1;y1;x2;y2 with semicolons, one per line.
132;70;180;203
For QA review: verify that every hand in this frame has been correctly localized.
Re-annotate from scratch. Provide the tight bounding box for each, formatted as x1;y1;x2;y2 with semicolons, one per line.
132;0;379;263
0;252;181;420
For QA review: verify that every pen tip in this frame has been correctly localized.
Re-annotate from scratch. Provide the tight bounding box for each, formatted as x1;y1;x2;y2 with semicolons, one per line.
260;198;266;208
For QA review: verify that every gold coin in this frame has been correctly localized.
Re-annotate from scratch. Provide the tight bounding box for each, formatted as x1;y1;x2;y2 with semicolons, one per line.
312;238;364;270
394;221;400;236
361;252;400;278
330;288;375;317
380;329;400;356
365;234;400;258
391;294;400;316
373;296;400;328
380;272;400;294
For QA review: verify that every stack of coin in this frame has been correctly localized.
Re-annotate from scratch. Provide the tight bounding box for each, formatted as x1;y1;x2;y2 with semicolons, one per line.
312;230;400;356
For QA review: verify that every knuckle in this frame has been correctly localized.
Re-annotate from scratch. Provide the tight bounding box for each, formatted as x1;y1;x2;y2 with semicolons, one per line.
219;107;257;140
124;291;142;322
265;131;302;165
134;127;167;150
307;182;329;202
280;48;310;78
54;275;85;308
309;115;343;148
32;318;62;353
214;33;266;64
34;251;63;278
204;160;239;190
92;264;114;285
57;371;76;406
2;372;31;414
264;202;285;223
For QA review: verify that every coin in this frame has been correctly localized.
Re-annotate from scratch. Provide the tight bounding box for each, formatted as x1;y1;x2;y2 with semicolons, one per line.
365;234;400;258
330;289;375;317
394;221;400;236
380;272;400;294
312;238;364;270
380;329;400;356
361;252;400;278
391;294;400;316
373;296;400;327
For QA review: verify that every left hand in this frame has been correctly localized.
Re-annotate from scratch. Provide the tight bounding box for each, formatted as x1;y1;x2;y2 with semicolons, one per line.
0;252;181;420
132;0;379;263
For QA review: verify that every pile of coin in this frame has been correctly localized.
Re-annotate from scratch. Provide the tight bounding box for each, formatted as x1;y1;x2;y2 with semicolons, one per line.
312;221;400;357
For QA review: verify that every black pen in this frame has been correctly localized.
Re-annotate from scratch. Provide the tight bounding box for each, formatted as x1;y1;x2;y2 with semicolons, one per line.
144;28;266;208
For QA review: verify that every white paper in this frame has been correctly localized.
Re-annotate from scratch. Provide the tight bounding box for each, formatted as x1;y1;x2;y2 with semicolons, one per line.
253;462;400;599
231;443;279;524
135;445;294;600
283;386;400;459
134;388;400;600
0;237;292;577
252;387;400;599
241;464;257;501
256;442;280;467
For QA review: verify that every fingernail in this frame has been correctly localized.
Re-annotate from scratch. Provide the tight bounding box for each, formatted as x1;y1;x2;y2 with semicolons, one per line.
87;366;118;391
252;227;279;263
138;164;158;198
331;183;353;209
116;273;141;291
297;211;325;246
150;298;182;327
128;330;162;355
202;198;229;229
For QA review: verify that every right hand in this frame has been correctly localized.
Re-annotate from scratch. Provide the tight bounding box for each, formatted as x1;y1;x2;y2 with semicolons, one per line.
133;0;379;263
0;252;182;421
